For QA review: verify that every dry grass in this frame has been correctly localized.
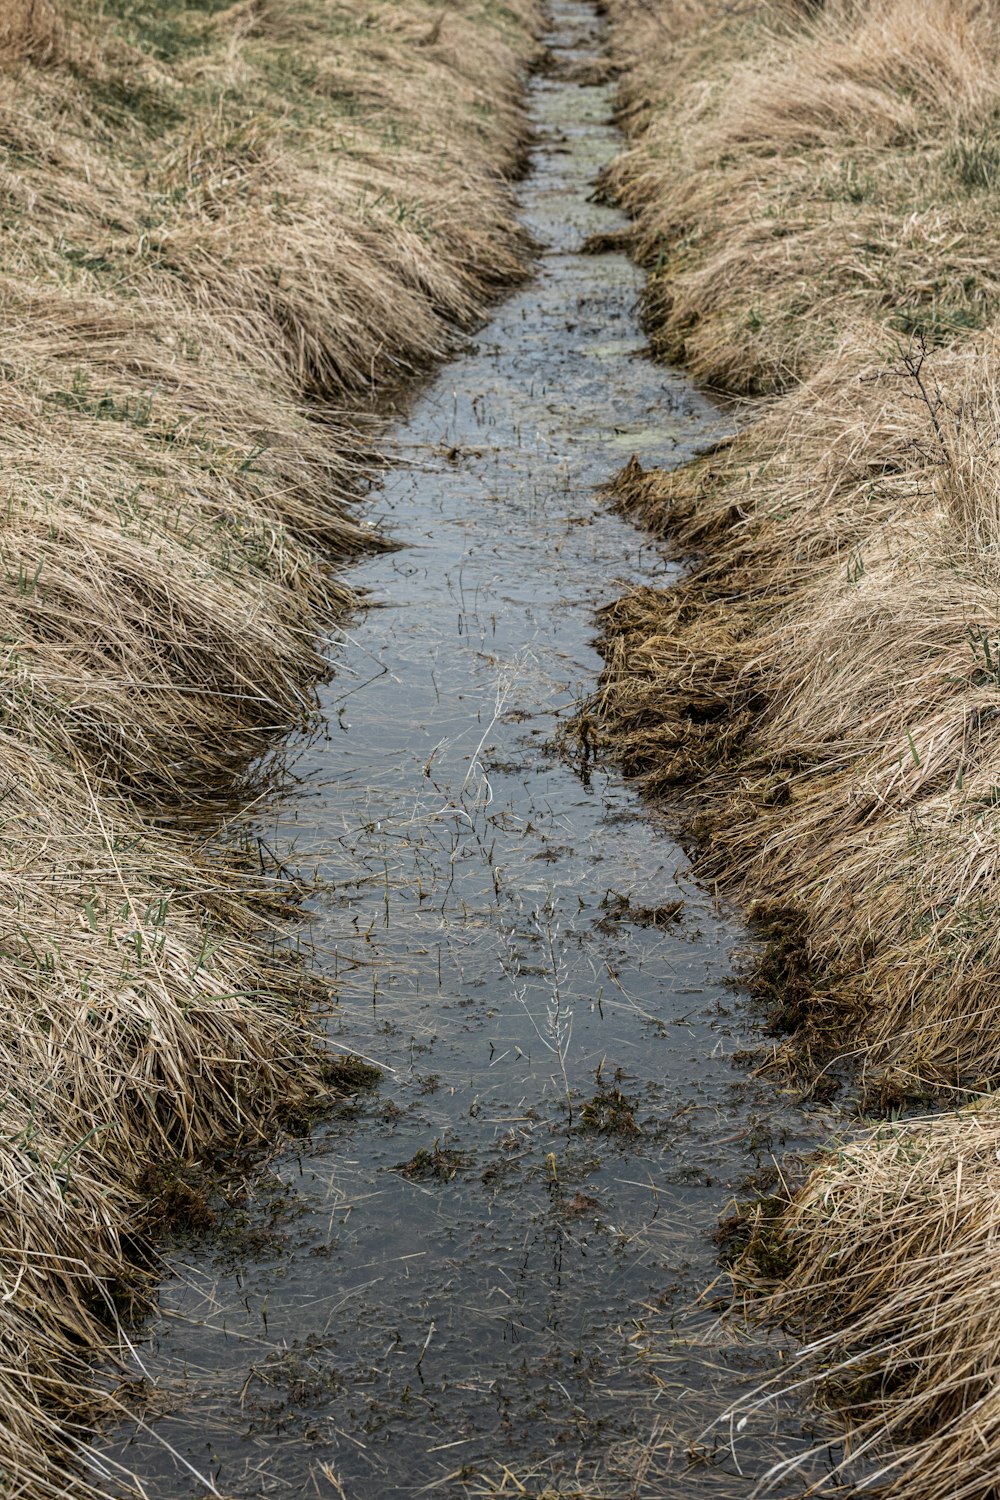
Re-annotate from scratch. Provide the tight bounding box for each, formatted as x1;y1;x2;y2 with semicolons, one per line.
728;1103;1000;1499
604;0;1000;393
0;0;63;64
595;306;1000;1499
0;0;539;1491
597;322;1000;1098
594;331;1000;1490
595;1;1000;1495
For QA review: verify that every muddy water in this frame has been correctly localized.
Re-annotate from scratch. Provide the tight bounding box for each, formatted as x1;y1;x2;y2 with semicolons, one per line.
91;7;839;1497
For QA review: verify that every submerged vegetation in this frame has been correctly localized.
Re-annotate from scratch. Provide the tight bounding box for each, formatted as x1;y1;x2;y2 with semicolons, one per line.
0;0;538;1490
596;0;1000;1494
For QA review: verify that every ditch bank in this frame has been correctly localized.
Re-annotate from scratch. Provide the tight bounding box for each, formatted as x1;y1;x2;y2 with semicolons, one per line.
83;3;842;1496
591;1;1000;1496
0;0;539;1493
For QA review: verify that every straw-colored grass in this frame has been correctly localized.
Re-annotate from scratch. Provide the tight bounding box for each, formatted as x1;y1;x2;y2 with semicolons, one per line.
0;0;539;1491
0;0;63;64
605;0;1000;393
594;1;1000;1494
728;1102;1000;1498
598;321;1000;1099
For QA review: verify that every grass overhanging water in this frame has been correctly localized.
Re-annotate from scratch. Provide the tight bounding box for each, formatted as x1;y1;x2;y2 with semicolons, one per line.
590;1;1000;1495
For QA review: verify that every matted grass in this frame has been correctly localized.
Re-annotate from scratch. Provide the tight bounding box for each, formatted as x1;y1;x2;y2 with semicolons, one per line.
726;1102;1000;1499
0;0;540;1490
604;0;1000;393
597;322;1000;1099
593;1;1000;1495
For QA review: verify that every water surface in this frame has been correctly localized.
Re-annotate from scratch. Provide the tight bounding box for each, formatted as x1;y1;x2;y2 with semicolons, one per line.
92;7;838;1496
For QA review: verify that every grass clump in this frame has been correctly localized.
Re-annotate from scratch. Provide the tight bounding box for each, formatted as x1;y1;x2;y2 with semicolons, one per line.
0;0;63;64
597;329;1000;1096
578;1066;642;1141
393;1141;472;1182
0;0;540;1491
730;1108;1000;1497
319;1052;382;1094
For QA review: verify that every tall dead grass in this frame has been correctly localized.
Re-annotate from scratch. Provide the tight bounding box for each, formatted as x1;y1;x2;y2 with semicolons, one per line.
0;0;63;63
0;0;539;1491
599;323;1000;1094
596;0;1000;1494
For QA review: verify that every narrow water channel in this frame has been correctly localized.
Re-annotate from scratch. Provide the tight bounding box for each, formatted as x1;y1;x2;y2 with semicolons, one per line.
91;6;838;1497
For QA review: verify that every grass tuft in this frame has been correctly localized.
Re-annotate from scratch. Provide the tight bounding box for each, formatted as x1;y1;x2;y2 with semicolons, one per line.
604;0;1000;393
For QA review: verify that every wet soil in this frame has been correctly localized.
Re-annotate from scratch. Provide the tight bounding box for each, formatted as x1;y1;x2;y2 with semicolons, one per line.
89;6;841;1497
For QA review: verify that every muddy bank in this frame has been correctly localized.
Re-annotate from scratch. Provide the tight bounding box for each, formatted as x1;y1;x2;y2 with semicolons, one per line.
0;0;539;1491
591;2;1000;1496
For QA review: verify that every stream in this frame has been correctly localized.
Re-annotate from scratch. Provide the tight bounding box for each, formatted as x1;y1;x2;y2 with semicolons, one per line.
91;5;839;1496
